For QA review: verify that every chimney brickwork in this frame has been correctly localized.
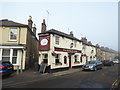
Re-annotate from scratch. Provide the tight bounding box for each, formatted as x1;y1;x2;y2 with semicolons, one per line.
41;19;46;33
33;24;37;35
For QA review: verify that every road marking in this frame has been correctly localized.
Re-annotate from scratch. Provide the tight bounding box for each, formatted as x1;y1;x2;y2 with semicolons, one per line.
2;81;14;85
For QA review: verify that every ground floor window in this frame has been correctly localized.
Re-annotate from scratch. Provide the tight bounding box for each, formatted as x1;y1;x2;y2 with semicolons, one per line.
55;54;61;64
12;49;17;64
90;56;92;60
0;49;18;64
80;56;82;63
74;55;79;62
64;56;67;64
42;54;48;64
2;49;10;62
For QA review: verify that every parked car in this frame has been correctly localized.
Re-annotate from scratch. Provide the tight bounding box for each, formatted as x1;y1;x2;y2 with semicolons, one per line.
102;60;114;66
0;61;14;76
82;60;103;71
113;59;120;64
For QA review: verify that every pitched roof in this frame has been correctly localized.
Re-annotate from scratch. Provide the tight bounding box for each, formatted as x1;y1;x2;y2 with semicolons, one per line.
0;19;38;41
38;29;82;42
0;19;28;27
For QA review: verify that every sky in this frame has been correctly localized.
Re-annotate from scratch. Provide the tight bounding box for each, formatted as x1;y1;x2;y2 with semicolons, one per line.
0;0;118;51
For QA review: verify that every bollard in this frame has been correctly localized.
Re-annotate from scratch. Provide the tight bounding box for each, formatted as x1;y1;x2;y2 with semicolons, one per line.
16;65;19;75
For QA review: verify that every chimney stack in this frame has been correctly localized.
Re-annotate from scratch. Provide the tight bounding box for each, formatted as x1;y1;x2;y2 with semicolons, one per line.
81;37;87;43
33;24;37;36
70;31;74;37
41;19;46;33
88;41;92;45
28;16;33;30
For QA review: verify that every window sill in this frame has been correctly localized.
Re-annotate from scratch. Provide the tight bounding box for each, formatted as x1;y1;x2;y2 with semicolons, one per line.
74;62;80;64
55;63;62;66
64;63;68;65
8;40;17;42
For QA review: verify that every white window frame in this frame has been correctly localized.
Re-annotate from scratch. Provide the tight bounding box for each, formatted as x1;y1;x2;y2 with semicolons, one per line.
74;55;79;62
2;49;11;62
74;41;77;48
55;36;60;45
1;49;18;65
9;28;18;41
0;49;2;61
11;49;18;64
55;54;61;64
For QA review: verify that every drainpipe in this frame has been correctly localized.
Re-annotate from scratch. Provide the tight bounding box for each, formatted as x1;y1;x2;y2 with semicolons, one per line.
20;48;24;73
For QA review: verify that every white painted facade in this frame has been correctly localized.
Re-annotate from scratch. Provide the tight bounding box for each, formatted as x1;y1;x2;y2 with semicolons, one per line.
38;30;97;69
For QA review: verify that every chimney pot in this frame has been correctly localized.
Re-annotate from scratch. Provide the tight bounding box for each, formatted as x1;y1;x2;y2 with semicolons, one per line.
70;31;74;37
28;16;33;30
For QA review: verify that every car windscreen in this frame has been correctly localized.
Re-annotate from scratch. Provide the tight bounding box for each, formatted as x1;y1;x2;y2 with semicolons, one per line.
89;61;96;64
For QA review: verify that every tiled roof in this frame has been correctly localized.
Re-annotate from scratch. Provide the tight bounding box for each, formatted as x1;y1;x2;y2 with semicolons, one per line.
82;42;96;47
0;19;38;41
0;19;28;27
38;29;82;42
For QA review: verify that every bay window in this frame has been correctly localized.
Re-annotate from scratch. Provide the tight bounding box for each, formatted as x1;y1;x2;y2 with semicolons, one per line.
1;49;18;64
2;49;10;62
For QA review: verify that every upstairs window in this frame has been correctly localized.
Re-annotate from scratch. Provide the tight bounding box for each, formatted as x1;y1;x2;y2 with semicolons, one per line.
55;36;59;45
9;28;17;41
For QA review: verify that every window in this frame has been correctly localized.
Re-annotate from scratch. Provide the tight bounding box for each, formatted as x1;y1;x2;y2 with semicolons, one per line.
64;56;67;64
74;41;77;48
90;56;92;60
55;36;59;45
42;54;48;63
10;28;17;40
91;50;94;54
55;54;60;64
2;49;10;62
1;49;18;64
12;49;17;64
80;56;82;62
74;55;78;62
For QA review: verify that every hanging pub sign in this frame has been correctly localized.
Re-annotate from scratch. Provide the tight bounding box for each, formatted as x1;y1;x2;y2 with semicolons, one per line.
54;47;82;53
38;34;50;51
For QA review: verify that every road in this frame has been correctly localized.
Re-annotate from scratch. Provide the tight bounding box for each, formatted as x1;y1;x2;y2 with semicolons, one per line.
3;64;119;88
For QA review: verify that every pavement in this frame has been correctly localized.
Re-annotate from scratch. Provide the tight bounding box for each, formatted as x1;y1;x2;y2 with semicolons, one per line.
2;68;81;88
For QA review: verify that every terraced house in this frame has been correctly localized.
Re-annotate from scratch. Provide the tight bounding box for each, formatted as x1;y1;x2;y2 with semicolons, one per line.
0;16;38;70
38;20;97;71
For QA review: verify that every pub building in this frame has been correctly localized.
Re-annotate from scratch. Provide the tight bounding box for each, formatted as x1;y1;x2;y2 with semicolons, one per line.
38;20;96;72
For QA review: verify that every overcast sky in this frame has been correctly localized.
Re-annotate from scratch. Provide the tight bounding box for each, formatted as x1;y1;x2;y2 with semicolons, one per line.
0;0;118;51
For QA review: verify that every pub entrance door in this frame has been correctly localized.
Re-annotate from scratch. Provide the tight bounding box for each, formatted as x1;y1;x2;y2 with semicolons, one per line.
68;53;74;68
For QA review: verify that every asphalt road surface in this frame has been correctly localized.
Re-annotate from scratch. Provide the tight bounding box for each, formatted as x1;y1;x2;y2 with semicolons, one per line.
4;64;119;88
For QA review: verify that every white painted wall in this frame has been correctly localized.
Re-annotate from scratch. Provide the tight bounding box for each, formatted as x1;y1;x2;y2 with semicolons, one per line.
38;33;97;69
